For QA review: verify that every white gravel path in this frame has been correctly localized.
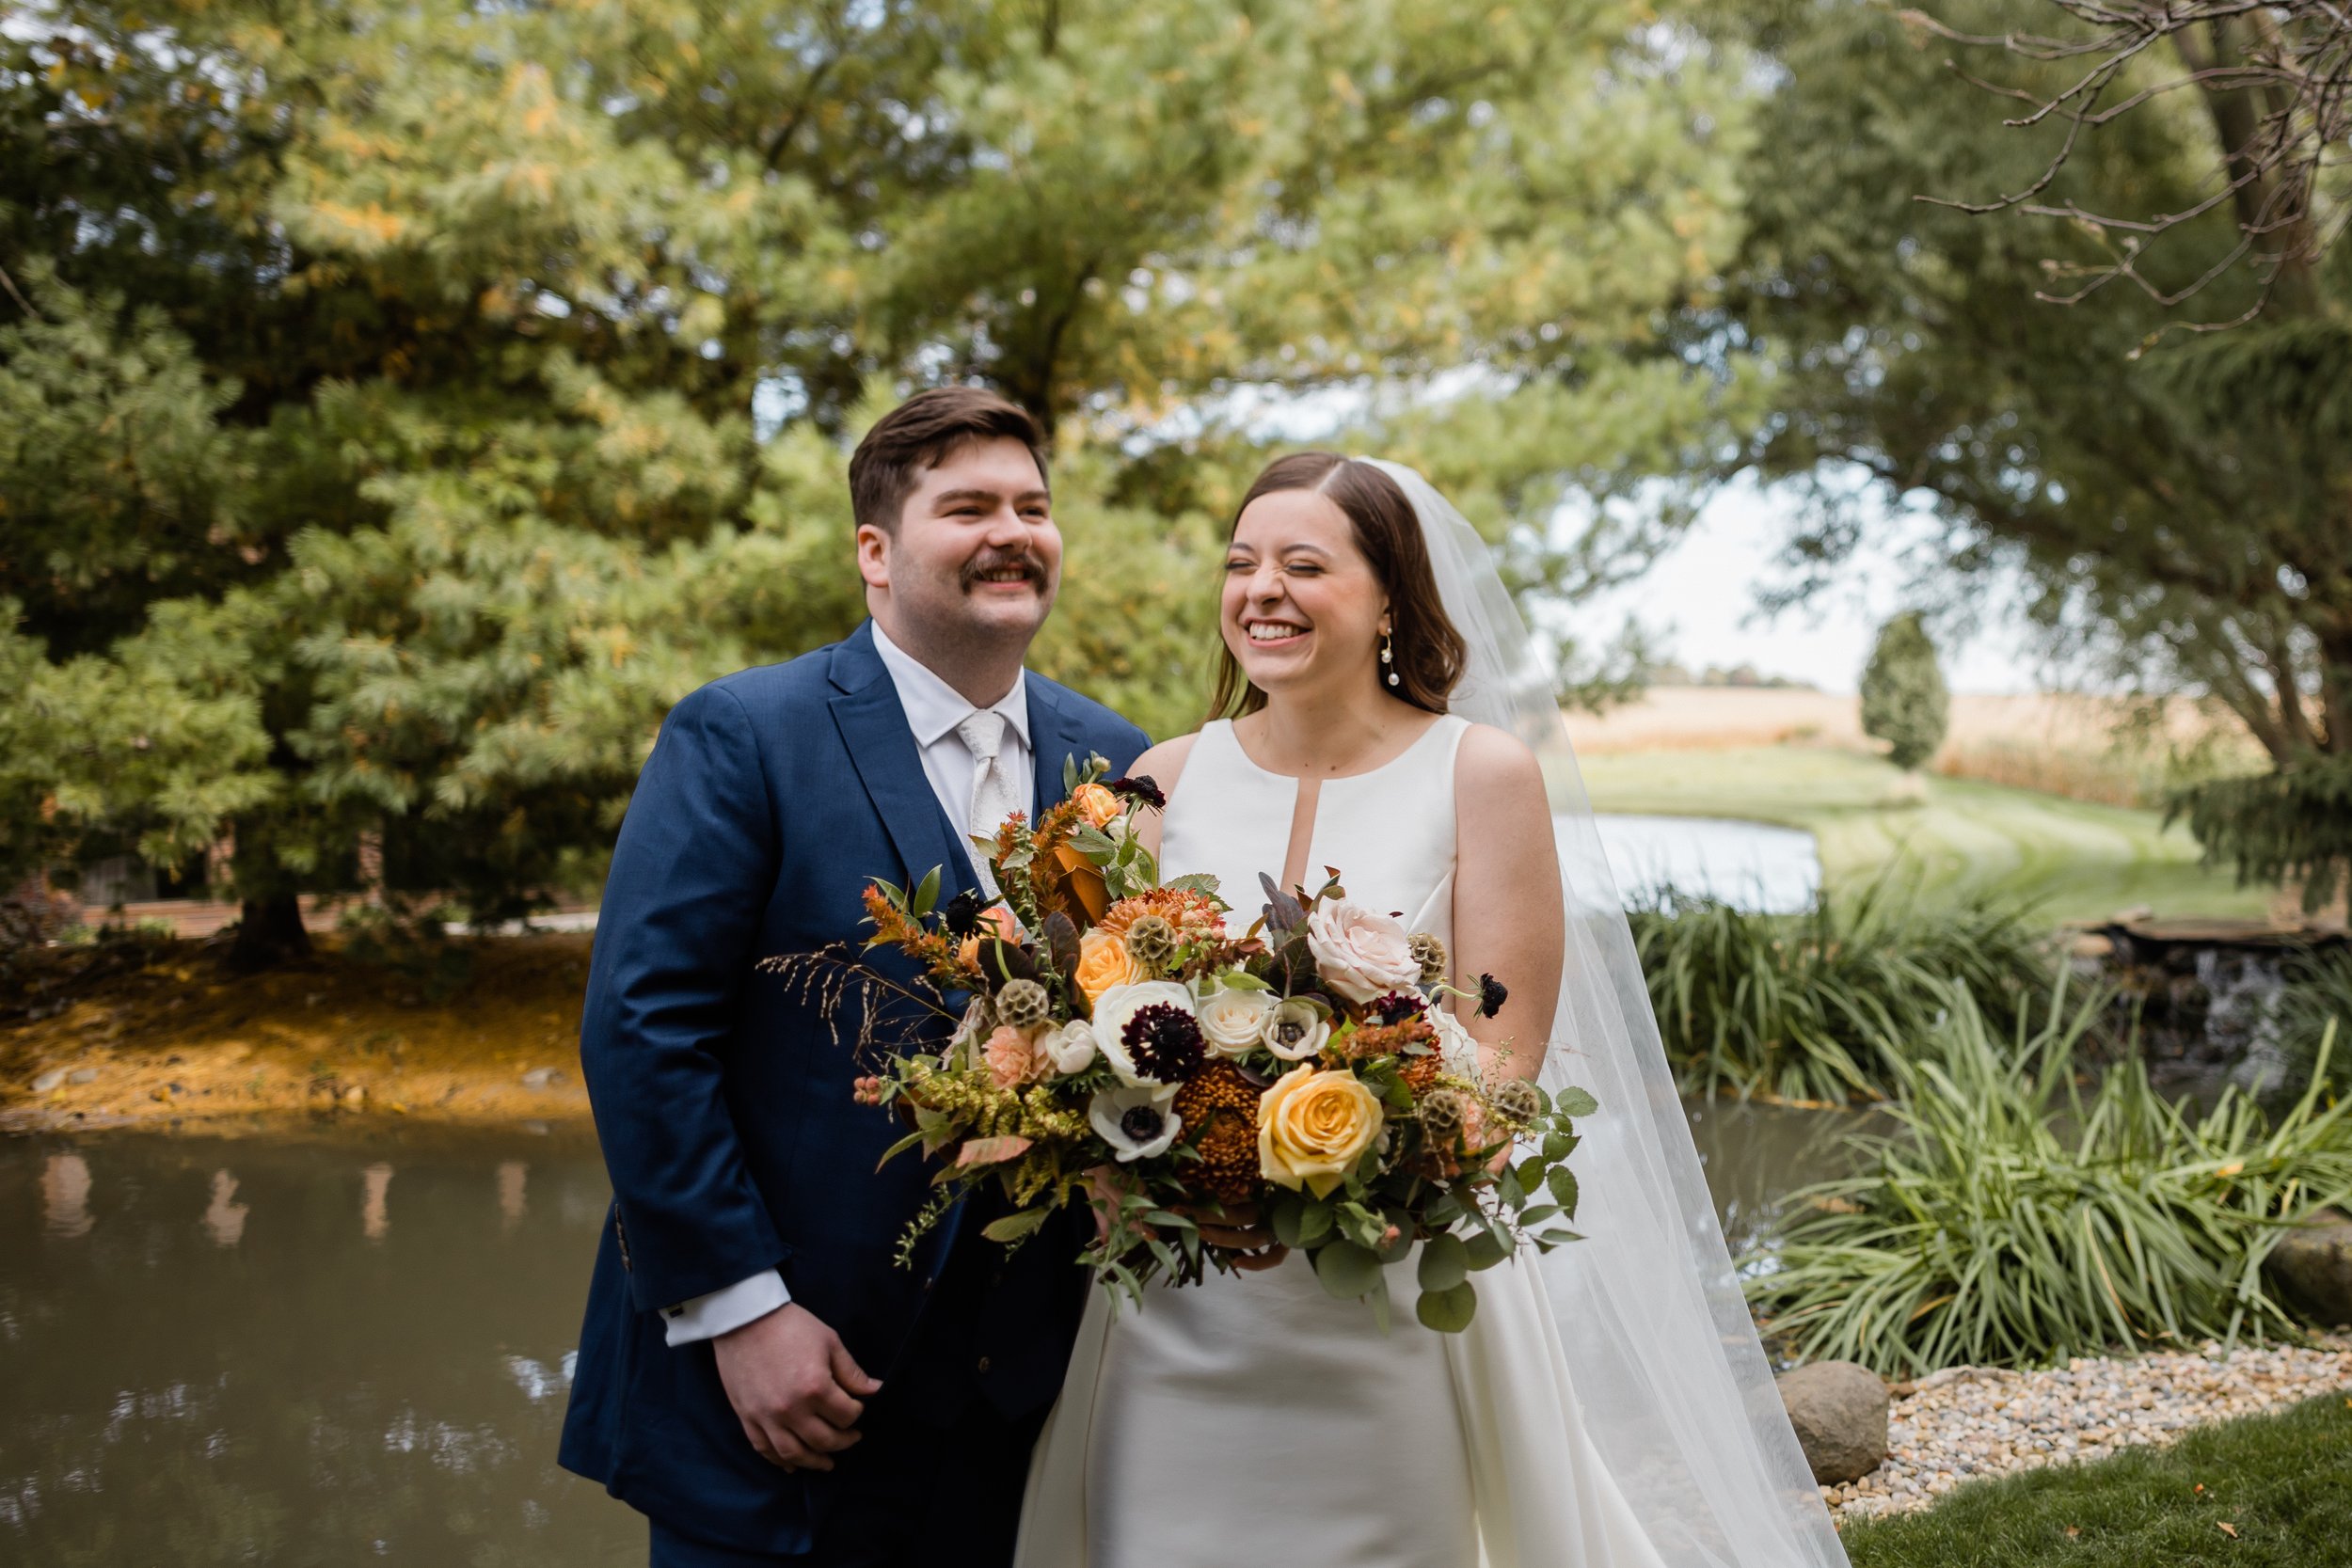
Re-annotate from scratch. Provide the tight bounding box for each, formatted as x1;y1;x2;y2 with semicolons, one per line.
1822;1338;2352;1521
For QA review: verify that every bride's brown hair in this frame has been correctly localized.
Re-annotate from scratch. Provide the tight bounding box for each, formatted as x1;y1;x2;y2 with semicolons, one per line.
1207;452;1467;721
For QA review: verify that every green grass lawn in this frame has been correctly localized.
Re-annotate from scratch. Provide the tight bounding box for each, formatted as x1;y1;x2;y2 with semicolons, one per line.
1841;1392;2352;1568
1574;744;2271;926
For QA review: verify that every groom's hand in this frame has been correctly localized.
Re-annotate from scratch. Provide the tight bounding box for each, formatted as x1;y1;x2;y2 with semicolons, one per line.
711;1303;883;1472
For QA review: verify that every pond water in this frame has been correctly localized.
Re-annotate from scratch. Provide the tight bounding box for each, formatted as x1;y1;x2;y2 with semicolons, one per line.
2;1102;1857;1563
1581;815;1821;914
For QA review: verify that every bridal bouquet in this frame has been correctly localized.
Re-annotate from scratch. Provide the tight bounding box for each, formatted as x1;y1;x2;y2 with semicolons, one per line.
800;756;1595;1333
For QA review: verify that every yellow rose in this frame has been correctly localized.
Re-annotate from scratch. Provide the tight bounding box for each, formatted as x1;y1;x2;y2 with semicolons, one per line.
1257;1064;1385;1198
1071;782;1123;830
1074;927;1143;1004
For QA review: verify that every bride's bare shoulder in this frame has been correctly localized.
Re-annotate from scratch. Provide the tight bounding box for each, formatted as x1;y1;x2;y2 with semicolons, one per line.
1453;722;1548;812
1125;732;1202;798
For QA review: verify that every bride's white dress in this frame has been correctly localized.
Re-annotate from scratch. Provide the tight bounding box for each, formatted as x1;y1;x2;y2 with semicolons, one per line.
1014;716;1669;1568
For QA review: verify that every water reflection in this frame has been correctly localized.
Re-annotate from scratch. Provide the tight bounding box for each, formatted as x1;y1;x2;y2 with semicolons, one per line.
41;1152;91;1238
500;1160;529;1230
361;1161;393;1241
4;1106;1851;1564
202;1170;248;1248
1;1129;638;1566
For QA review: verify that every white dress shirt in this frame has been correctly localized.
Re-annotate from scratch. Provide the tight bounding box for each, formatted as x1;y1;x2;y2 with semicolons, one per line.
659;623;1034;1345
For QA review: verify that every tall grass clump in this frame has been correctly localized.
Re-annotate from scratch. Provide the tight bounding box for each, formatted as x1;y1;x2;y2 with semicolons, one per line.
1748;976;2352;1376
2275;947;2352;1096
1629;869;2054;1103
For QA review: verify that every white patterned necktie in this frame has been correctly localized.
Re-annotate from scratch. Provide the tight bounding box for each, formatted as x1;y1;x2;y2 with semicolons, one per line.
958;709;1019;896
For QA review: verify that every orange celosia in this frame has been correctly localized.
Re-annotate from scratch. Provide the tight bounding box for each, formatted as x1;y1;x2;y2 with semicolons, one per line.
1100;887;1225;945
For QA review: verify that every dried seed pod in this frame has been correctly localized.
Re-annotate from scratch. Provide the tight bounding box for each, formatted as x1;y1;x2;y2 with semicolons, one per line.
995;978;1052;1032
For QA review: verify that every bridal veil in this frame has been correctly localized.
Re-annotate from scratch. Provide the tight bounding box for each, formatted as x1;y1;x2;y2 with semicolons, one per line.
1361;458;1849;1568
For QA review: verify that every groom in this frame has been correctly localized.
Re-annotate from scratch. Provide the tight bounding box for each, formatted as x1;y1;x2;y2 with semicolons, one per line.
559;388;1149;1565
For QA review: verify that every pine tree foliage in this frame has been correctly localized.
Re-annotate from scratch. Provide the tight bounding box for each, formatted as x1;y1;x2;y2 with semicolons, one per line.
0;0;1756;934
1860;612;1951;773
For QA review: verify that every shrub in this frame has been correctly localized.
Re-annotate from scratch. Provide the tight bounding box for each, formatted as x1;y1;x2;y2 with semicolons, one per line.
1747;976;2352;1376
1629;869;2054;1103
2274;947;2352;1097
1860;611;1950;773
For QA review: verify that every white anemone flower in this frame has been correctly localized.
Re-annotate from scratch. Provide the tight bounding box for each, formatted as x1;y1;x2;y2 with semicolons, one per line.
1089;1083;1183;1163
1262;996;1331;1062
1089;979;1196;1085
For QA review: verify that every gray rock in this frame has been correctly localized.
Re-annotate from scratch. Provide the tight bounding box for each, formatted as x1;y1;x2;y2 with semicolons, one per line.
520;1066;565;1090
68;1068;98;1085
1777;1360;1890;1483
32;1069;68;1094
2268;1210;2352;1329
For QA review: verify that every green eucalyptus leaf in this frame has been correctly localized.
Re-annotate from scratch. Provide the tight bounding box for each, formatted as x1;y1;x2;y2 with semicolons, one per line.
1416;1280;1479;1333
1312;1240;1384;1301
1465;1230;1512;1271
1416;1232;1470;1292
1270;1192;1306;1249
1296;1202;1334;1245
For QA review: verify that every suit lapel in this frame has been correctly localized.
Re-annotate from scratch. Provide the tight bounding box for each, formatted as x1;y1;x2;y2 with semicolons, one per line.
1025;674;1095;821
828;623;981;904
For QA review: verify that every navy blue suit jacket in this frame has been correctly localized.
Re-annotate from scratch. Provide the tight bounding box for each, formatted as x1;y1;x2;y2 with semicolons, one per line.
558;622;1149;1552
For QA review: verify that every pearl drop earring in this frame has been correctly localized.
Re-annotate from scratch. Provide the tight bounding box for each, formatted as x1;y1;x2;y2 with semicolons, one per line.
1382;630;1398;687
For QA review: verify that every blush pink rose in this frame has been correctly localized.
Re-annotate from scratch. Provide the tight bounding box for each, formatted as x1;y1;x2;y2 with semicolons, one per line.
1304;900;1421;1004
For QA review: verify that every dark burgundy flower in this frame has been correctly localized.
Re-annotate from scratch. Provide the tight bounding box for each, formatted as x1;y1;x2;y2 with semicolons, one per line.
943;890;983;937
1478;973;1508;1019
1372;991;1428;1026
1106;774;1167;811
1123;1003;1206;1083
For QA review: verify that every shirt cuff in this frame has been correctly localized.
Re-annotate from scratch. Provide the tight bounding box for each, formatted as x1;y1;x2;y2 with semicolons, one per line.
661;1268;789;1346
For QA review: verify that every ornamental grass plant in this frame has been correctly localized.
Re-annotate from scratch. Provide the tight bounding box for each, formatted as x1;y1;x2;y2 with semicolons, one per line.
2274;947;2352;1097
1629;869;2053;1103
1747;975;2352;1377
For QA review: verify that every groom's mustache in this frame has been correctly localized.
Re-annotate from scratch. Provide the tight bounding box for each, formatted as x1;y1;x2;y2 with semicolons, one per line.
959;548;1049;594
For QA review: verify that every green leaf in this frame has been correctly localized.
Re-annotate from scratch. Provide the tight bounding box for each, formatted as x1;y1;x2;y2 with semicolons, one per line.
1547;1165;1581;1213
1416;1280;1479;1333
1311;1240;1384;1301
1553;1086;1599;1118
1269;1191;1306;1248
1296;1202;1333;1245
911;865;941;918
981;1207;1051;1243
1417;1232;1470;1293
1542;1131;1576;1161
1063;752;1080;794
1163;873;1222;896
1465;1229;1512;1271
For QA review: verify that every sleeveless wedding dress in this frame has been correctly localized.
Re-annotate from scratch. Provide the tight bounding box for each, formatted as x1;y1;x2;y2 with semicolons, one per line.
1014;717;1670;1568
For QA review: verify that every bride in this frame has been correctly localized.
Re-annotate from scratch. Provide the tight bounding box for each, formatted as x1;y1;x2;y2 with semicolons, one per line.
1014;455;1848;1568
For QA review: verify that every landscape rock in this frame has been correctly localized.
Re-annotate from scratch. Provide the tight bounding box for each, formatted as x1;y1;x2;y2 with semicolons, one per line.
68;1068;98;1085
31;1069;67;1094
2268;1210;2352;1328
520;1066;565;1090
1776;1359;1889;1483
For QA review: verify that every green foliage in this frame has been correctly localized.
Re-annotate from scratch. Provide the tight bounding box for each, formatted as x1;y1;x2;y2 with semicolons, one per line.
2274;947;2352;1098
1711;0;2352;895
2168;752;2352;913
1859;611;1950;773
1;0;1756;937
1629;869;2053;1102
1841;1394;2352;1568
1748;977;2352;1376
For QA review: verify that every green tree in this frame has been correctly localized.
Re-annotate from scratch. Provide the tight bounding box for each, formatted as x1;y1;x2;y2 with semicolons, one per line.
1859;611;1950;773
1703;0;2350;906
4;0;1756;964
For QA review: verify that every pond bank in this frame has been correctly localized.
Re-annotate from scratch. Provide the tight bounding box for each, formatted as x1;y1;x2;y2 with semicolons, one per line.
0;935;594;1133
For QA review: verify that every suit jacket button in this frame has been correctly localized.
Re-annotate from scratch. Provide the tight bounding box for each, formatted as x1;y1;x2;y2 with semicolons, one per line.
975;1355;992;1375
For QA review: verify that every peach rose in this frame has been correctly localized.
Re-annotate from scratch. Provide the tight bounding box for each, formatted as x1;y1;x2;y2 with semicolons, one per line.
1257;1063;1386;1197
1073;927;1144;1004
1304;901;1421;1004
957;903;1025;969
982;1025;1045;1088
1071;782;1123;830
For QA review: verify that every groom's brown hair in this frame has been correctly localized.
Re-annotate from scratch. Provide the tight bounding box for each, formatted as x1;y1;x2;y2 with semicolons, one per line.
849;387;1050;533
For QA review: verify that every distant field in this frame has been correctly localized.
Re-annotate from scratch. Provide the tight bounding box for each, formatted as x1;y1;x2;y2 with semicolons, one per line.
1571;743;2271;925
